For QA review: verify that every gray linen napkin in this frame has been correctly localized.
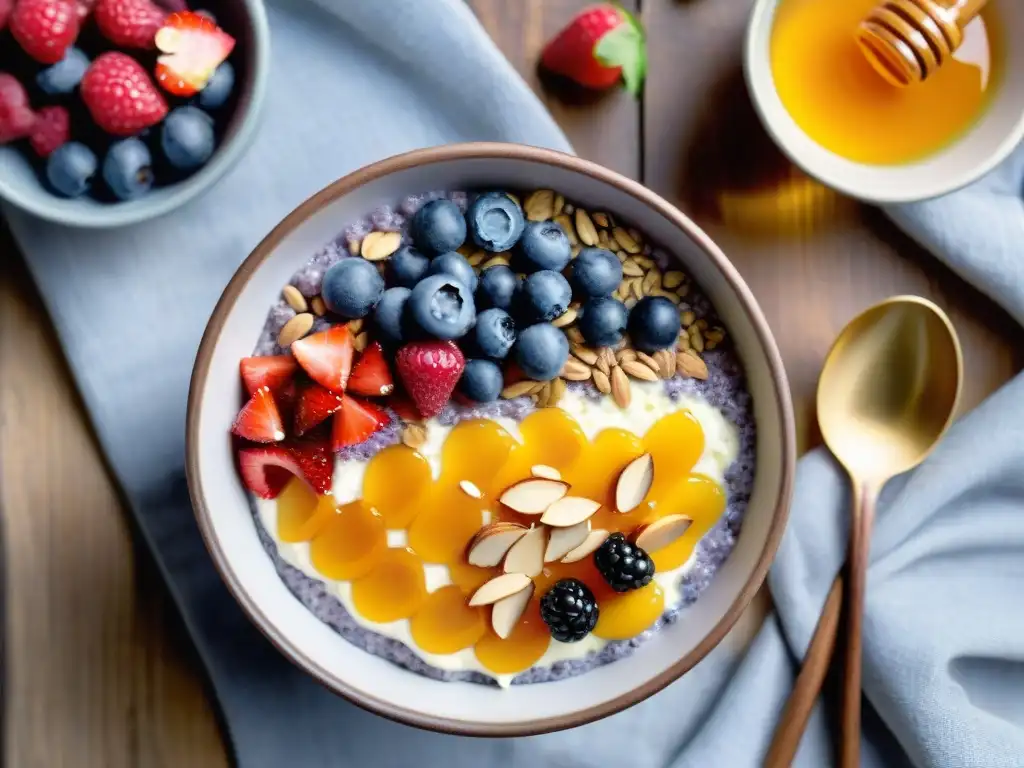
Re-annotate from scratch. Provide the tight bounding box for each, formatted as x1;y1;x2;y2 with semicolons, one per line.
4;0;1024;763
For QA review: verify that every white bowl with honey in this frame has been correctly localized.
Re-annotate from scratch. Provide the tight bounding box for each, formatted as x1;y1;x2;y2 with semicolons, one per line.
745;0;1024;203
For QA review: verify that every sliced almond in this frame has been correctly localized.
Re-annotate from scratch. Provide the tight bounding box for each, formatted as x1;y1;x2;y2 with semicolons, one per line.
540;496;601;527
592;368;612;395
633;515;693;553
460;480;483;499
552;308;577;328
621;259;644;277
663;271;686;290
499;478;569;515
575;209;599;246
277;313;314;348
502;380;545;399
524;189;555;221
571;345;599;365
560;357;592;381
491;581;535;639
611;366;631;408
468;572;532;606
561;529;610;563
502;526;547;577
531;464;561;481
677;350;709;380
613;227;642;254
282;285;308;313
548;376;566;407
466;523;529;567
310;296;326;316
401;423;427;449
544;520;591;562
621;359;660;382
360;231;402;261
615;453;653;513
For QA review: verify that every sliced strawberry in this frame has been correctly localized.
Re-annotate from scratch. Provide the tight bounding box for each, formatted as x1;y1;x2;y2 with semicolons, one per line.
238;440;332;498
294;384;344;436
240;354;297;396
154;10;234;96
291;325;354;393
395;341;465;419
287;440;333;494
347;341;395;397
332;395;390;451
388;394;423;422
231;386;285;443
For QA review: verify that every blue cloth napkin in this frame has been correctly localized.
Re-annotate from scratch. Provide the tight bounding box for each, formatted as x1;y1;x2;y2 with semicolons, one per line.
4;0;1024;765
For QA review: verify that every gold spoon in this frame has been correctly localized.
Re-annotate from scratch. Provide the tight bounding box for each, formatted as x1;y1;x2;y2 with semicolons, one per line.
765;296;962;768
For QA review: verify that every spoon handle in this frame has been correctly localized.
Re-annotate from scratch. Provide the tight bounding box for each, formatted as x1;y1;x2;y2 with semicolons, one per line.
764;575;844;768
841;482;878;768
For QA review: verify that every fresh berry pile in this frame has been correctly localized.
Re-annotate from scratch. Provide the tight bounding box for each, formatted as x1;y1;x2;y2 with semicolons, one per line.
0;0;236;201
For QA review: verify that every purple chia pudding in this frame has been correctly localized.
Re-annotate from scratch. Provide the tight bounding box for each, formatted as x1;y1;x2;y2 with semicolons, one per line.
248;190;756;686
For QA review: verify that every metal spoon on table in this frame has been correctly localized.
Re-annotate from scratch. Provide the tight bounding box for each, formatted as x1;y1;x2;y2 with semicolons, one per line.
765;296;963;768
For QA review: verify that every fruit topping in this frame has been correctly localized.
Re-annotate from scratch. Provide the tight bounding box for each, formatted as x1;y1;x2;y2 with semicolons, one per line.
29;106;70;158
594;532;654;592
36;47;89;94
160;105;214;170
515;220;572;273
388;245;430;288
238;440;333;498
0;74;36;144
570;247;623;299
291;325;354;393
560;529;609;564
491;581;535;640
513;322;570;381
372;287;411;344
321;257;386;319
395;340;465;418
231;385;285;443
540;496;601;528
540;578;598;642
473;308;516;360
410;198;466;255
517;270;572;323
0;0;11;29
197;61;234;109
102;138;153;200
476;264;518;311
632;514;693;553
458;358;504;403
45;142;97;197
94;0;164;48
294;384;344;436
347;341;395;397
408;274;476;340
577;296;628;347
467;191;525;252
615;452;653;513
81;52;168;136
502;525;546;577
239;355;297;396
466;522;529;567
427;251;479;293
629;295;682;352
332;395;389;450
154;11;235;95
499;477;569;515
11;0;80;65
544;521;591;562
468;572;532;607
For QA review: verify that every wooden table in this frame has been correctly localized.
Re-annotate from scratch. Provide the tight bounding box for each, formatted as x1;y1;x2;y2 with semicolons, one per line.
3;1;1021;765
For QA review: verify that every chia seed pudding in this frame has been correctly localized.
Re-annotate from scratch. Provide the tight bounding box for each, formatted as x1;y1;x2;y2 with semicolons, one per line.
235;189;756;687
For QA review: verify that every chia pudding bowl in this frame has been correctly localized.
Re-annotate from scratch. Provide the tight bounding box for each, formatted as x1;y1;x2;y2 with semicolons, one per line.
187;143;795;735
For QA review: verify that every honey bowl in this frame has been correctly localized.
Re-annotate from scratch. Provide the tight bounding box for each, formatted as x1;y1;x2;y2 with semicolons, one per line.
745;0;1024;203
186;143;796;735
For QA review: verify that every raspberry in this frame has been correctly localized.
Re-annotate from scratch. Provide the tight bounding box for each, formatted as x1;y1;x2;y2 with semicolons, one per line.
94;0;165;48
10;0;80;65
80;52;168;136
0;74;36;144
29;106;70;157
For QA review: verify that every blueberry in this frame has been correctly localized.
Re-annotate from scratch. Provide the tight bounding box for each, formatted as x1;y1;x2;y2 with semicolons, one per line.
467;191;525;252
411;199;466;255
428;251;478;293
578;297;629;348
408;274;476;340
160;107;215;171
459;359;504;402
102;139;153;201
373;287;411;344
514;323;570;381
517;270;572;323
198;62;235;110
514;220;571;273
570;248;623;299
628;296;682;352
473;308;517;359
388;245;430;288
476;265;518;311
45;142;97;198
322;258;386;319
36;47;89;94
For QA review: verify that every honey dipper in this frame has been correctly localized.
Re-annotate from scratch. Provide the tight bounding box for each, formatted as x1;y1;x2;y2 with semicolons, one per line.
855;0;988;86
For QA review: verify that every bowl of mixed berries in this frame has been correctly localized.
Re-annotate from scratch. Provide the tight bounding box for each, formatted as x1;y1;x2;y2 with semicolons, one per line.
0;0;268;227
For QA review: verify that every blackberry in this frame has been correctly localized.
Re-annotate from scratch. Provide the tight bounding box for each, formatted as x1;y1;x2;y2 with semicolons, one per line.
594;533;655;592
540;579;599;643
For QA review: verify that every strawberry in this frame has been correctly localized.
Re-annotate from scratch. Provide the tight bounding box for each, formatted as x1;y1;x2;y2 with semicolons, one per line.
94;0;165;48
287;440;334;494
388;394;424;422
540;4;646;96
231;386;285;443
291;325;354;393
81;52;168;136
347;341;395;398
0;0;14;30
154;11;235;97
29;106;70;157
238;440;333;498
294;384;344;436
239;355;297;397
10;0;80;64
0;74;36;144
394;341;465;419
332;395;390;451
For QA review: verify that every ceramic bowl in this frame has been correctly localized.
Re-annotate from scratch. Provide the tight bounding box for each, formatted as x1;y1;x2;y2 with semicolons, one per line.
0;0;270;229
745;0;1024;203
186;143;796;735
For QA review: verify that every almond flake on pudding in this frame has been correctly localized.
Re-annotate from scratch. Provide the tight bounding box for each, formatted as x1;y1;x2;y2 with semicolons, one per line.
468;572;533;607
544;520;591;562
615;453;654;513
491;581;535;639
633;514;693;553
499;477;570;515
459;479;483;499
466;523;529;567
502;525;547;577
540;496;601;528
560;529;611;563
530;464;562;481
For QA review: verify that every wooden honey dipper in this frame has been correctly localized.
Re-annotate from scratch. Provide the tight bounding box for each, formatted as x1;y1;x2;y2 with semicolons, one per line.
855;0;988;86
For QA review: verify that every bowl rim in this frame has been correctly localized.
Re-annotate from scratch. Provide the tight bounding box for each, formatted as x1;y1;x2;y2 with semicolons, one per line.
186;141;797;737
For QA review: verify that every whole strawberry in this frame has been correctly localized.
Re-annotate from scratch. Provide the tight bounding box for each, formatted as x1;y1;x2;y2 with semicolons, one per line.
540;4;646;96
0;74;36;144
95;0;166;48
81;52;168;136
10;0;81;65
29;106;70;156
395;341;466;419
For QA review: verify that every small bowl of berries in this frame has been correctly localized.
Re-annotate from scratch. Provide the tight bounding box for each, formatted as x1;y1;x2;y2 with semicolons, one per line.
0;0;269;227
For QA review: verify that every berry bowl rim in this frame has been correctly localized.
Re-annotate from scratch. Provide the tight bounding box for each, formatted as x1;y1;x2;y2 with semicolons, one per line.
0;0;271;229
185;142;797;736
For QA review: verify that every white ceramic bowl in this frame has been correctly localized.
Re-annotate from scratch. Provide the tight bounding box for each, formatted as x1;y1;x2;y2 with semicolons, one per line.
745;0;1024;203
186;143;796;735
